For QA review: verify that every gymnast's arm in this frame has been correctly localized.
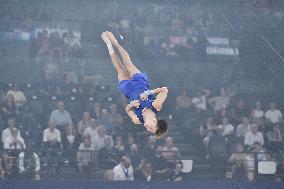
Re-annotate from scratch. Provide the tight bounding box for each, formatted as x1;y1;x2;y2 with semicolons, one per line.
125;103;142;125
152;87;169;111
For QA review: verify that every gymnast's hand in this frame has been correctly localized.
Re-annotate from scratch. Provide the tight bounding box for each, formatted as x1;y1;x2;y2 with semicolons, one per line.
140;92;149;101
130;100;140;108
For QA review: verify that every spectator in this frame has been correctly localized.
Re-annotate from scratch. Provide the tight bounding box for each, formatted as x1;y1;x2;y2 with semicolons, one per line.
1;95;18;122
168;161;185;181
228;143;246;175
0;155;4;179
218;117;234;139
143;136;158;160
251;141;266;161
208;128;228;176
97;109;114;135
244;124;264;148
77;112;93;135
151;146;170;179
114;135;125;159
246;171;255;182
93;125;113;150
236;117;251;139
113;155;134;181
109;104;124;134
62;124;81;150
4;128;25;150
250;101;264;121
266;125;282;153
77;136;95;178
192;88;210;111
6;83;26;108
265;102;283;124
200;117;216;158
49;100;72;132
125;134;136;152
83;118;97;140
90;102;102;120
162;137;180;162
135;160;157;181
128;144;141;169
18;143;41;180
42;121;62;149
208;88;230;112
1;118;21;144
97;136;117;169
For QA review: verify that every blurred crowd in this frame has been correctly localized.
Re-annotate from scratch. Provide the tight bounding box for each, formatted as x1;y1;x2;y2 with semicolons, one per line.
0;0;284;182
0;82;181;181
174;87;284;181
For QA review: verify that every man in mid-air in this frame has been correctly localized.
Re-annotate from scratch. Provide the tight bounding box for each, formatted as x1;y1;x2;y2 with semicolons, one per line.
101;31;168;138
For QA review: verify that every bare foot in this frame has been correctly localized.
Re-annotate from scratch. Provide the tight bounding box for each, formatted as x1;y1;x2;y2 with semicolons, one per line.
106;31;118;45
101;32;111;45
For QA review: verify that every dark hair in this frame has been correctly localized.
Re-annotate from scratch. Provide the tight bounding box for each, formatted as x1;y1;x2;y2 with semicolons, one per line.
154;119;168;139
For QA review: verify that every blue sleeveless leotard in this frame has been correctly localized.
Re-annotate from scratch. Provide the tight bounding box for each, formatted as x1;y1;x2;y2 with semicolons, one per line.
118;72;158;123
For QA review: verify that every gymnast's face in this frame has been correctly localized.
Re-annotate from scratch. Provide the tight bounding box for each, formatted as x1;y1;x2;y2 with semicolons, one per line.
144;117;157;133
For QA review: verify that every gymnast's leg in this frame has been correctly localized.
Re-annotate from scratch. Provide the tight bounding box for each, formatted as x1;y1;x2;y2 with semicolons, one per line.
101;32;130;82
106;31;141;78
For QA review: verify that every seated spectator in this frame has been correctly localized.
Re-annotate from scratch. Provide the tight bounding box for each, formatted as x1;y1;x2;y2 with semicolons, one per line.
90;102;102;120
83;118;97;140
125;134;136;152
236;117;251;140
109;104;123;130
151;146;170;179
265;102;283;124
246;171;255;182
1;118;21;144
97;109;114;135
77;136;95;178
1;151;18;178
1;95;18;122
77;111;93;135
162;137;180;162
128;144;141;169
18;143;40;180
228;143;247;175
218;117;234;140
200;117;216;158
168;161;185;181
4;128;25;150
62;124;81;150
208;88;230;112
266;125;282;153
104;169;114;181
49;100;72;132
244;124;264;148
192;88;210;111
6;83;26;108
42;121;62;149
208;128;228;176
135;160;157;181
0;155;4;179
97;136;117;169
251;142;266;161
114;135;125;159
250;101;264;121
113;155;134;181
93;125;113;150
143;136;158;160
57;73;77;97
